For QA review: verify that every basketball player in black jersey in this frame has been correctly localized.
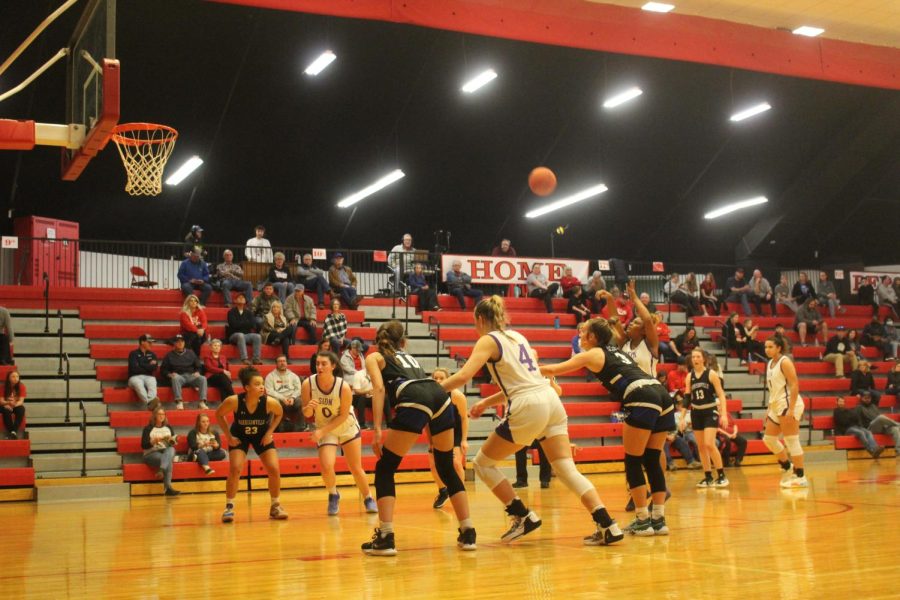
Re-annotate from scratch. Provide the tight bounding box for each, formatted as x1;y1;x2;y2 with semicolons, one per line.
686;349;729;488
215;366;287;523
540;315;675;536
361;321;476;556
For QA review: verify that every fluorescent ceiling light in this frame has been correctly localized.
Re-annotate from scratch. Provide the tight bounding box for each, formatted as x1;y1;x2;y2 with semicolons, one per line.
792;26;824;37
165;156;203;186
337;169;405;208
642;2;675;13
730;102;772;122
461;69;497;93
525;184;608;219
602;87;643;109
704;196;768;219
305;51;336;76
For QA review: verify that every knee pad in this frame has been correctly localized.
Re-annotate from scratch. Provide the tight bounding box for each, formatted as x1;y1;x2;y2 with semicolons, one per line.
763;434;785;455
374;448;403;499
641;448;667;494
434;449;465;496
473;450;506;490
550;457;594;498
784;435;803;457
624;453;646;490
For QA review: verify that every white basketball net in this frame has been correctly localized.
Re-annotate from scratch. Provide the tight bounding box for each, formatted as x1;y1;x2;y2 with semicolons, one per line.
111;123;178;196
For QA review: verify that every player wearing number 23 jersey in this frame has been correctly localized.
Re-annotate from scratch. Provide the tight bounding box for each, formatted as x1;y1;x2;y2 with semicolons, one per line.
230;391;277;455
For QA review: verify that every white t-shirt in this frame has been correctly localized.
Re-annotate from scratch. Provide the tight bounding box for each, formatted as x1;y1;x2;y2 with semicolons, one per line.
245;237;273;263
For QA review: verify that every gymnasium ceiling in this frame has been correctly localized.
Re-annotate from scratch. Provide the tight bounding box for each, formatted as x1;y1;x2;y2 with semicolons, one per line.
0;0;898;267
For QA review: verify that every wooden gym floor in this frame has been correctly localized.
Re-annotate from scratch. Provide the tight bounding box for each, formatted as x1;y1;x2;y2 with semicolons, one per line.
3;460;899;599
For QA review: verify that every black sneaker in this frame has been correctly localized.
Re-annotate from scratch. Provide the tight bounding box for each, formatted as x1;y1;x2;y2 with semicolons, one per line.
8;430;17;440
164;487;181;496
500;511;542;543
584;521;624;546
362;528;397;556
433;487;450;509
511;480;528;489
540;481;550;489
457;527;477;551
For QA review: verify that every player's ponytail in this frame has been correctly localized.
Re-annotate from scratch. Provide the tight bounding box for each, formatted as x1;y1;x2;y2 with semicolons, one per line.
585;318;614;347
474;295;508;332
376;320;405;359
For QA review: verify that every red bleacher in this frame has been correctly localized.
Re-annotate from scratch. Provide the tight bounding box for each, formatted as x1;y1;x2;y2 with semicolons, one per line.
747;360;895;375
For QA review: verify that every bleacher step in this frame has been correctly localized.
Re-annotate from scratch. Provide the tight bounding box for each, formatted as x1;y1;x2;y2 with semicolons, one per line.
13;356;95;372
36;469;123;479
37;481;130;503
9;308;79;317
27;402;107;420
31;452;122;473
28;427;116;450
14;337;90;355
361;305;424;321
21;379;102;396
13;317;84;335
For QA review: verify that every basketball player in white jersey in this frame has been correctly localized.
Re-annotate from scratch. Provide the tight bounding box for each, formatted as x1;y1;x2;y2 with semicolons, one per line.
763;335;807;488
685;349;729;488
301;351;377;516
440;296;624;546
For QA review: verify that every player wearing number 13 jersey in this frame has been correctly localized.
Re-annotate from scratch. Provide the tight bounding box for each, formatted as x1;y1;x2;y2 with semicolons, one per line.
441;296;623;547
215;366;287;523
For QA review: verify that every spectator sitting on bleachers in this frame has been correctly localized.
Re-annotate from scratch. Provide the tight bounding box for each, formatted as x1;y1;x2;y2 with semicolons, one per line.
584;271;608;314
328;253;359;309
177;249;212;306
886;362;900;397
716;416;748;467
560;266;582;299
141;406;180;496
445;259;484;310
252;283;279;330
296;253;331;309
895;277;900;303
491;238;515;257
672;399;702;469
749;270;775;316
216;249;253;308
877;276;900;320
817;271;842;318
673;327;699;361
227;294;261;366
855;391;900;452
183;224;206;259
407;263;440;312
833;395;883;458
773;323;793;356
388;233;416;293
774;275;799;314
179;294;208;356
723;313;748;364
699;272;720;316
665;273;702;317
566;286;591;323
571;322;584;356
266;252;295;304
862;315;892;359
161;334;207;410
654;314;677;362
128;334;160;409
187;413;226;475
262;301;295;360
639;292;658;315
341;339;372;429
285;285;317;345
795;298;828;347
684;273;703;314
791;272;816;307
244;225;273;263
610;287;633;325
850;361;882;403
265;355;304;432
526;263;560;314
743;318;765;361
322;299;348;352
823;326;858;378
725;267;752;317
0;306;14;365
1;370;26;439
708;354;725;386
857;278;877;313
667;361;690;404
883;319;899;360
203;339;233;408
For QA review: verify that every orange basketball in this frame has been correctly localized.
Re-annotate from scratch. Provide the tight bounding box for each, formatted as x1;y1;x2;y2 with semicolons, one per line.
528;166;557;196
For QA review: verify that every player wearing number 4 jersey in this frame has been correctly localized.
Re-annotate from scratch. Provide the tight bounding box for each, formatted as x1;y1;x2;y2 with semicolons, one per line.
440;296;623;547
686;349;729;488
763;336;808;488
362;321;476;556
215;367;287;523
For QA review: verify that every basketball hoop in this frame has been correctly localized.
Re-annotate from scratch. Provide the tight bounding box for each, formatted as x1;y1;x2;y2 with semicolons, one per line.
110;123;178;196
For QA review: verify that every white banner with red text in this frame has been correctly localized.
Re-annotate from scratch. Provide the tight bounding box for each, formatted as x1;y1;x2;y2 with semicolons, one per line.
849;271;900;294
441;254;590;285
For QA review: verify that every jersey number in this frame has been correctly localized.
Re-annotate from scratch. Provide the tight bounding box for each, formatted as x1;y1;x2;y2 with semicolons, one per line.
321;407;332;418
694;390;705;400
614;352;634;365
244;426;258;435
518;344;536;372
395;353;422;370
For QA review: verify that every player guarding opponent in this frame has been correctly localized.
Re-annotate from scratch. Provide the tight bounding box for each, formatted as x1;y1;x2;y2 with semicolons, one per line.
763;336;808;488
427;368;469;510
301;350;378;516
362;321;476;556
215;366;287;523
686;349;730;488
440;296;624;546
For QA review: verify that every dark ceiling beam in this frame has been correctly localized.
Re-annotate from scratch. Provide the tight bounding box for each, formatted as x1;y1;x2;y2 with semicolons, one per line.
209;0;900;90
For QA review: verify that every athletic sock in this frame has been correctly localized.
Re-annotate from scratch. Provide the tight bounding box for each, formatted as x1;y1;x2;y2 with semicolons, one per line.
717;468;725;479
459;518;474;531
651;504;665;519
591;506;613;528
379;522;394;533
635;506;650;519
794;467;805;478
505;497;529;518
271;496;280;505
778;460;792;471
226;496;235;508
704;471;713;481
328;487;338;494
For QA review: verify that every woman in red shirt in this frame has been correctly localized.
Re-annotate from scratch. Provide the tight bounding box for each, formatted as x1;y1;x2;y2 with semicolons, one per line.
203;339;234;408
699;272;719;316
559;266;583;299
180;295;208;355
2;370;26;439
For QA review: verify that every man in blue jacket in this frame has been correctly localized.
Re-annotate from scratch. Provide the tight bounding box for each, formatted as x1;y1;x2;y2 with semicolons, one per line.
178;249;212;306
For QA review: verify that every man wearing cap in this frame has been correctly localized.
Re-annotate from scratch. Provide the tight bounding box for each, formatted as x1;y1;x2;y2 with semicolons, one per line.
128;334;160;409
245;225;273;263
183;225;206;259
296;253;331;309
823;326;858;378
284;285;317;344
177;249;212;306
328;253;359;309
855;391;900;452
216;249;253;308
161;334;207;410
227;294;262;365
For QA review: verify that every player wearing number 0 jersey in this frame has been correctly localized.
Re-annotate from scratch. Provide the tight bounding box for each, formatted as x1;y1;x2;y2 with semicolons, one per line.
686;349;729;488
441;296;623;547
215;366;287;523
362;321;476;556
763;336;808;488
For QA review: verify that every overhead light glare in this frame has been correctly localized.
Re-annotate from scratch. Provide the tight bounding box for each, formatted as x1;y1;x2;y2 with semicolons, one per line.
704;196;768;220
165;156;203;186
729;102;772;122
461;69;498;93
602;87;643;109
337;169;405;208
641;2;675;13
305;50;336;76
525;184;608;218
792;26;824;37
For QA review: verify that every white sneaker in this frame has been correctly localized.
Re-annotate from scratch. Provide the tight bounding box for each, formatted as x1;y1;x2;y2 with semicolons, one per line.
780;467;794;485
198;401;209;409
781;475;808;489
175;401;184;410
